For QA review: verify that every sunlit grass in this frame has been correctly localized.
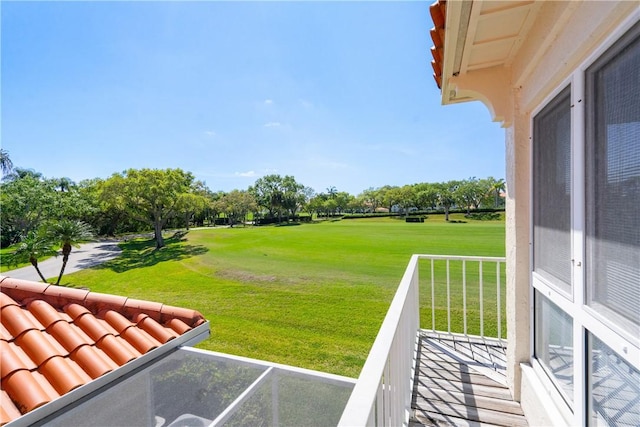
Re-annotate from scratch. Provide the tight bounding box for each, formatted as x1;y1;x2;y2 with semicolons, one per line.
65;215;505;378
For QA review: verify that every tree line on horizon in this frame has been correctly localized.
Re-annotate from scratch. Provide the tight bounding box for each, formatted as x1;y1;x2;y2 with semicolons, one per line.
0;150;505;252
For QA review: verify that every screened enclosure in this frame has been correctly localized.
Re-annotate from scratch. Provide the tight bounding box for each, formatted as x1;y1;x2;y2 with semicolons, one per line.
34;348;355;427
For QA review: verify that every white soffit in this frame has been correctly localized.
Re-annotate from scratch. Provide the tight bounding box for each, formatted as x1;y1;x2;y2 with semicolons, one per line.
461;0;539;74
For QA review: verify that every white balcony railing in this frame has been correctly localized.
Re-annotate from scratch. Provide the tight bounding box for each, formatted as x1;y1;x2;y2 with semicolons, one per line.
338;254;506;427
421;254;506;342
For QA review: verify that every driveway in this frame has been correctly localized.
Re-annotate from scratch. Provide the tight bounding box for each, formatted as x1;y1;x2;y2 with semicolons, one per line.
2;240;122;282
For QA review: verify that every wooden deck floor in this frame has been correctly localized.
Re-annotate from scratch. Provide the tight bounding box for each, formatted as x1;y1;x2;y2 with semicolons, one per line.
411;332;528;427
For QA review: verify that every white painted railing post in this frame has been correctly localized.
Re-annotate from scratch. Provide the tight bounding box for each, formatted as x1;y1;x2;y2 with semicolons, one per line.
338;255;420;427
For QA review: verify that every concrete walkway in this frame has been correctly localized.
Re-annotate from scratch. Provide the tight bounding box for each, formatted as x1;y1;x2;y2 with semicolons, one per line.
2;240;122;282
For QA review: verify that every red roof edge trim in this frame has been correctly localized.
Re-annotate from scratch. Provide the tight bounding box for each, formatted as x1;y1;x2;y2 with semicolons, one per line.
429;0;447;90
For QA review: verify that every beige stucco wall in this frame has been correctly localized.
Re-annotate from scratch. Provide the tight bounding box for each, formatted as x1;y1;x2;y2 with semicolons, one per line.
504;88;530;402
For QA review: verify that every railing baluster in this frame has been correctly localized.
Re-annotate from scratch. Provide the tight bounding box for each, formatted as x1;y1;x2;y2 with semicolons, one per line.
446;259;451;333
430;259;435;331
497;261;501;342
462;260;467;336
479;261;484;338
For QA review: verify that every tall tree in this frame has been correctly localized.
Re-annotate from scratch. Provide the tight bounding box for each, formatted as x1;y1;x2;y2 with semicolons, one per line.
100;168;195;248
307;193;328;218
281;176;305;218
436;181;460;221
380;185;400;213
47;219;94;285
359;187;382;213
6;230;58;283
322;197;338;217
0;149;13;176
396;185;416;216
300;186;316;216
0;175;57;246
486;177;506;208
177;181;210;230
333;191;355;215
219;190;257;227
250;175;305;223
414;183;439;211
54;177;75;192
455;177;484;214
250;174;284;220
3;167;43;182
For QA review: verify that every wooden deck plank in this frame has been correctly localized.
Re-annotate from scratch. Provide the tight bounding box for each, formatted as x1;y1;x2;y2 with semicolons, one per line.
421;340;507;372
414;407;525;427
414;401;528;426
412;410;503;427
414;386;524;415
414;378;513;401
417;356;503;375
412;333;528;427
421;333;507;363
420;336;508;386
417;364;504;386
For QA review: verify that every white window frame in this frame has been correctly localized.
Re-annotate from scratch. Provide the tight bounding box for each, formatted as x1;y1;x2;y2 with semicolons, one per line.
529;12;640;427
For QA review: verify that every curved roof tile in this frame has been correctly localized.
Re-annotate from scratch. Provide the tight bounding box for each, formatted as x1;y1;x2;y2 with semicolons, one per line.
429;0;447;89
0;275;207;425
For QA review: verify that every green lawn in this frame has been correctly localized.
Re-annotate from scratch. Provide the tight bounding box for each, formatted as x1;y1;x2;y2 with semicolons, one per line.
62;215;505;378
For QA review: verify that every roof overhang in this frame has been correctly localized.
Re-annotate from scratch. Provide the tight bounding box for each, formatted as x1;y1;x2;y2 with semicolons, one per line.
430;1;639;128
430;0;542;127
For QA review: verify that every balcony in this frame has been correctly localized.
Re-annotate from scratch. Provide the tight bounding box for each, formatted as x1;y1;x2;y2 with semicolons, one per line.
339;255;528;426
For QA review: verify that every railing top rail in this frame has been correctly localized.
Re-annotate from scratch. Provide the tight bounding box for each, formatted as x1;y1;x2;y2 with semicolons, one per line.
337;254;420;427
416;254;506;262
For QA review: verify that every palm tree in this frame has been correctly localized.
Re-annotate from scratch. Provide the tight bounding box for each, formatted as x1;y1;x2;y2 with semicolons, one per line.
47;220;94;285
6;231;58;283
491;178;506;207
54;177;75;192
0;149;13;176
3;167;43;182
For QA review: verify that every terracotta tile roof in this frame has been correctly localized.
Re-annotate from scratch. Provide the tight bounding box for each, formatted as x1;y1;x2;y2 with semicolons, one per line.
429;0;447;89
0;276;207;426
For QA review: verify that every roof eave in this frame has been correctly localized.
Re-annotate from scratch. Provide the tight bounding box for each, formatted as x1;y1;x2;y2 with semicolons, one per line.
440;0;474;105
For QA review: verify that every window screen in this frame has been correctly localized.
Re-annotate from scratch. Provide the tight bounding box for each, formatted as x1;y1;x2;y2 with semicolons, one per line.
585;22;640;335
533;86;572;293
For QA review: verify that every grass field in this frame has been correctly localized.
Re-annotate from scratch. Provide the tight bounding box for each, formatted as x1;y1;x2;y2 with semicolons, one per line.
59;214;505;378
0;246;29;272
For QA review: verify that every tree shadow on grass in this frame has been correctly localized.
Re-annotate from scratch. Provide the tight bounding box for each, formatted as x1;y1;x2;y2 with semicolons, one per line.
95;234;209;273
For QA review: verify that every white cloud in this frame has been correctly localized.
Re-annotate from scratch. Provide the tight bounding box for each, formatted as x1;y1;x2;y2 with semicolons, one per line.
203;130;216;137
264;99;273;105
264;121;281;128
299;99;313;108
235;170;257;177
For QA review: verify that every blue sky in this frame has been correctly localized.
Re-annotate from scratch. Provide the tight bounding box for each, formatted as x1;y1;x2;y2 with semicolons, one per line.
1;1;504;195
